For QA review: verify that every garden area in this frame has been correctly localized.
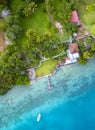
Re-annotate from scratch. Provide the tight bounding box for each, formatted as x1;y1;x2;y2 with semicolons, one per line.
35;56;64;76
35;59;59;76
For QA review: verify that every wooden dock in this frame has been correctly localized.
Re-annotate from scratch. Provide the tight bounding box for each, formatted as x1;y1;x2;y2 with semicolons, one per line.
47;76;52;89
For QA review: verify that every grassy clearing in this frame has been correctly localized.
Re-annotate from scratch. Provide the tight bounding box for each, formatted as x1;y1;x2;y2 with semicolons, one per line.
10;1;58;43
35;58;61;76
76;0;95;35
10;0;69;45
20;4;51;34
83;11;95;35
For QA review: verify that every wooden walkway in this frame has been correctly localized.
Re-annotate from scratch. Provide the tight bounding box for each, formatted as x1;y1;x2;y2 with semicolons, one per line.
47;76;52;89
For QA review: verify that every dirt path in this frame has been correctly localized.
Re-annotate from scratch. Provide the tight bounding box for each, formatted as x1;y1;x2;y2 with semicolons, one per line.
75;21;90;41
46;4;63;34
0;32;6;51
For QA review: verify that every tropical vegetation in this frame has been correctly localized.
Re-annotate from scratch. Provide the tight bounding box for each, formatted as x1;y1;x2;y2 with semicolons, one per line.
0;0;95;94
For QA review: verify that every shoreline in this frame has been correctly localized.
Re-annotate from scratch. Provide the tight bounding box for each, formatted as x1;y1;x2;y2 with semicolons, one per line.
30;60;77;86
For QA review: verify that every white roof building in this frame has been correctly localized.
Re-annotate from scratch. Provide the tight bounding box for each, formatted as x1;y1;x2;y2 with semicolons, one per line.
67;43;79;62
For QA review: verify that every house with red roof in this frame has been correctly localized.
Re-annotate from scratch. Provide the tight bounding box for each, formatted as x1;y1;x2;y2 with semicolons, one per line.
71;10;79;23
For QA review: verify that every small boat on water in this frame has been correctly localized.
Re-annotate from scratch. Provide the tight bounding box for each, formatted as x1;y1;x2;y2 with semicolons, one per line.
37;113;41;122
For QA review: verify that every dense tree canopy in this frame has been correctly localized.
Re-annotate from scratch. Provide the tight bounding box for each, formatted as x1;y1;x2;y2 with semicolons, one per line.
23;29;65;64
0;0;8;10
0;44;29;95
5;15;23;40
0;28;66;94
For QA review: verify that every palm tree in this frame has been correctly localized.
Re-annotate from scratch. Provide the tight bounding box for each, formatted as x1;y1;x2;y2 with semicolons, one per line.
23;1;37;17
83;51;91;59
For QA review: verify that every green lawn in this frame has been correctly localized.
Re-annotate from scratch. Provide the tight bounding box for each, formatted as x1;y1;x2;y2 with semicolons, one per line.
83;11;95;35
76;0;95;35
35;58;61;76
16;3;51;47
20;4;51;34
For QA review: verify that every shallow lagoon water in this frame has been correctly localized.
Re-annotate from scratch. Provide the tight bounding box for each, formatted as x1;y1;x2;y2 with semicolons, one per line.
0;59;95;130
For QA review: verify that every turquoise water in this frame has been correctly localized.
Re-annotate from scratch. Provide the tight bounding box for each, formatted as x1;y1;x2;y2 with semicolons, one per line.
0;59;95;130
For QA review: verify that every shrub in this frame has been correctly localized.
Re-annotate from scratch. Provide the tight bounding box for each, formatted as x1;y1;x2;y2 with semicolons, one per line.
78;57;88;64
83;50;92;59
91;42;95;51
23;1;37;17
6;24;22;40
65;22;78;35
0;19;6;31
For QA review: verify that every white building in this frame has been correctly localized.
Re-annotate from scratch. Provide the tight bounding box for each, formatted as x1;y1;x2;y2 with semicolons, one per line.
66;43;79;63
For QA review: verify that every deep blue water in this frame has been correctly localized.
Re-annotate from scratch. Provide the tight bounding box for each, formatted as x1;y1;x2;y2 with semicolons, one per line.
0;59;95;130
14;87;95;130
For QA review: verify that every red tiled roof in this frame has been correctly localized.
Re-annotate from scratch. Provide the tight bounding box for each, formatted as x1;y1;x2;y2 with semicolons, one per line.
71;10;79;23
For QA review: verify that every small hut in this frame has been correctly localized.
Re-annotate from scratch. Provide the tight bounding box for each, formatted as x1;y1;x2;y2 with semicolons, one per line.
71;10;79;23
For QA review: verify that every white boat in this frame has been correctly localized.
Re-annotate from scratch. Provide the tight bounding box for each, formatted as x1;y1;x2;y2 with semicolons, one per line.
37;113;41;122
